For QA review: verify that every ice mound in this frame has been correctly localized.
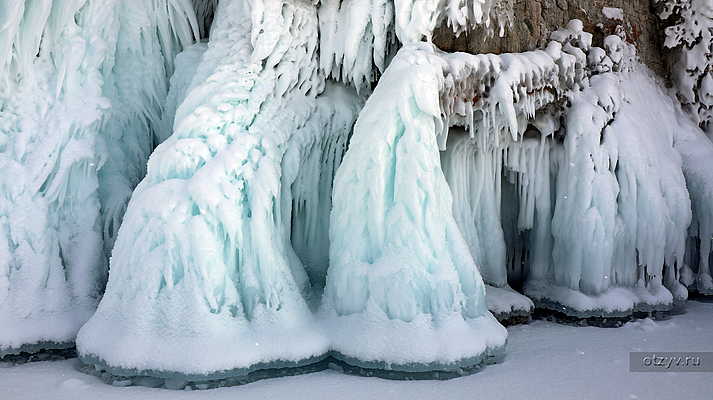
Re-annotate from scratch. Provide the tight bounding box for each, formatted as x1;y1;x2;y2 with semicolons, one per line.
77;0;360;378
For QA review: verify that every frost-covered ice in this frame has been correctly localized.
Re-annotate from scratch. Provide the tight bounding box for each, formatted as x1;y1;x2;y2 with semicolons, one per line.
531;70;692;315
77;0;360;376
657;0;713;136
521;32;702;315
3;0;713;388
0;0;197;355
319;0;514;92
602;7;624;21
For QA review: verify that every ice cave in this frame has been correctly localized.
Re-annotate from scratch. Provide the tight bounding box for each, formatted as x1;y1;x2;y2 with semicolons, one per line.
1;0;712;397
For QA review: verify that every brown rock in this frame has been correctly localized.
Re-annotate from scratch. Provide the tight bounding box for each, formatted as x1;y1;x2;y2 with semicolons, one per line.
433;0;667;78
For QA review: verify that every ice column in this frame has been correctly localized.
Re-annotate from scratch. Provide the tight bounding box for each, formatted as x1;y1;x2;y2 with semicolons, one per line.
77;0;359;379
325;44;507;372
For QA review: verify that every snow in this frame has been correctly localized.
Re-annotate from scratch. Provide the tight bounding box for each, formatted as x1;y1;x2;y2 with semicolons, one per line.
485;285;534;316
3;300;712;399
602;7;624;21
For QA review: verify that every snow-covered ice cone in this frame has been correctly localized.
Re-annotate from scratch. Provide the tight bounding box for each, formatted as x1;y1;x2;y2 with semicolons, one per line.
77;0;359;386
323;45;508;375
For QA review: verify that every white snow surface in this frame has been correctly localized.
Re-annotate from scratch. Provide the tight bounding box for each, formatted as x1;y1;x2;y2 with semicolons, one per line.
602;7;624;21
2;300;712;399
485;285;534;316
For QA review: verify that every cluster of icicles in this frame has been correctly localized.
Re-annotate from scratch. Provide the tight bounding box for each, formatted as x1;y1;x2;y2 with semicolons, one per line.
1;0;713;390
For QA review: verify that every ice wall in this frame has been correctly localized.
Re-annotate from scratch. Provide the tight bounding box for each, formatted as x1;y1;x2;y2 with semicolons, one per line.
78;0;360;377
0;0;114;355
331;17;712;326
323;42;573;369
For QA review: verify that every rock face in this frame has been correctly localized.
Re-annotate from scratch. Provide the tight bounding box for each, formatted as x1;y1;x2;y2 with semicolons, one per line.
434;0;667;77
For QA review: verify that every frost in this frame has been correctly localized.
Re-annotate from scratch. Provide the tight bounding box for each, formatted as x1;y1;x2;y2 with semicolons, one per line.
330;18;710;326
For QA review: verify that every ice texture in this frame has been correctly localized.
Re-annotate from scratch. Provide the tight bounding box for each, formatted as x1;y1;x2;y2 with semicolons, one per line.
98;0;199;255
656;0;713;136
318;0;513;92
525;28;700;315
0;0;198;355
324;43;528;369
77;0;360;376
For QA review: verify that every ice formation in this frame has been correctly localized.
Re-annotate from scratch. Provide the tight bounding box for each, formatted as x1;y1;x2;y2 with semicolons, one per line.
2;0;713;390
656;0;713;136
77;0;360;379
0;0;197;356
331;18;713;327
319;0;513;91
656;0;713;295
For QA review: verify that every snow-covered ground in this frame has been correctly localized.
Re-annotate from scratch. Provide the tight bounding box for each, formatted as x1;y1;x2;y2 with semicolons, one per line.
2;300;711;400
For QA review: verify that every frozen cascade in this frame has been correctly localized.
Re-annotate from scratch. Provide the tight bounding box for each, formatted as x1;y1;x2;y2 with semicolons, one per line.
0;0;113;356
442;131;555;319
77;0;360;380
324;38;579;370
673;101;713;296
319;0;513;92
526;32;697;317
0;0;198;356
655;0;713;295
329;17;713;336
98;0;199;256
